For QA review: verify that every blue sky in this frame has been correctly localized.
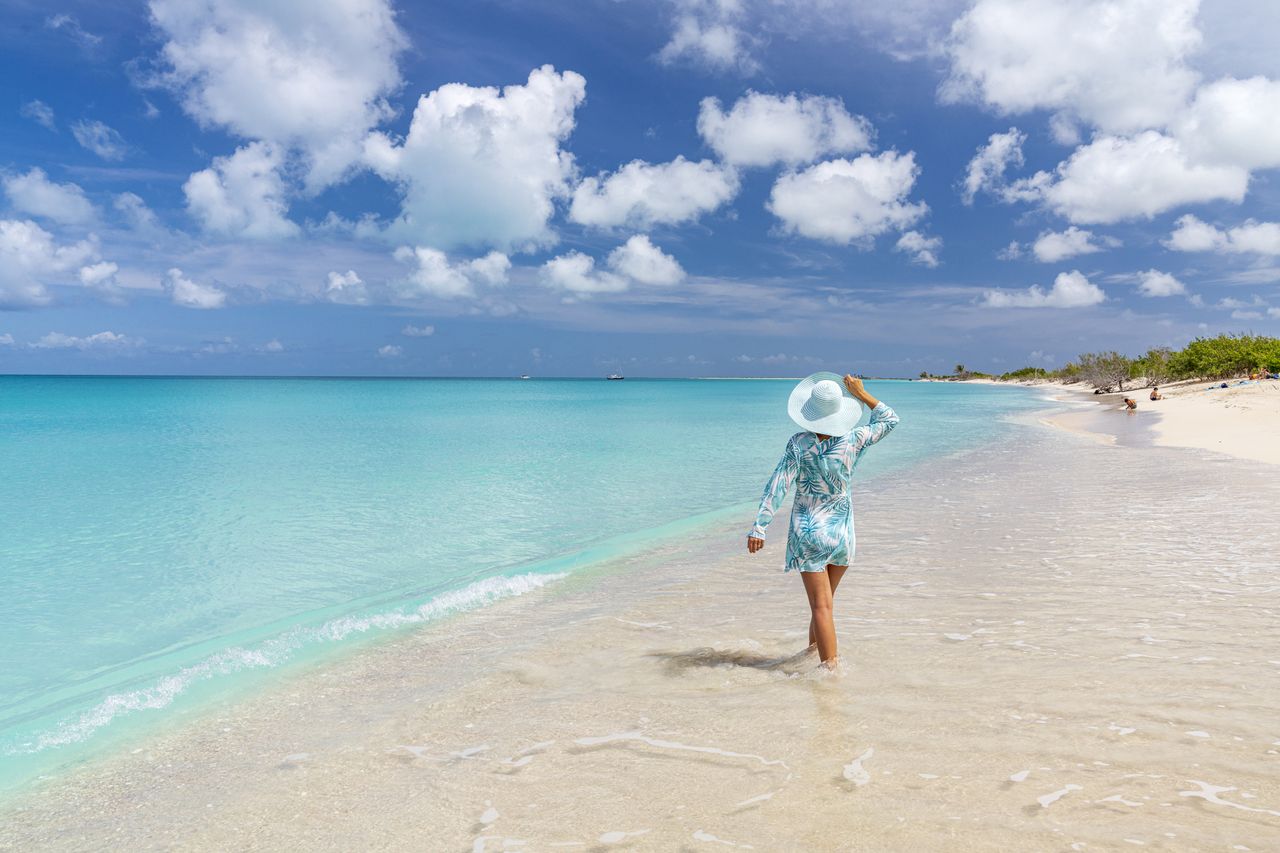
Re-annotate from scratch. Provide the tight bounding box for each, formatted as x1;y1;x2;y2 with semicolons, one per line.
2;0;1279;377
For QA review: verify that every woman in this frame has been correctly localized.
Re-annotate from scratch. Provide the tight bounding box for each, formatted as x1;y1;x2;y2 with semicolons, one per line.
746;373;899;668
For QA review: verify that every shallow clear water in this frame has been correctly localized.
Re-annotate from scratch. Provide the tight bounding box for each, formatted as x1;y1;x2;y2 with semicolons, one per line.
0;377;1044;791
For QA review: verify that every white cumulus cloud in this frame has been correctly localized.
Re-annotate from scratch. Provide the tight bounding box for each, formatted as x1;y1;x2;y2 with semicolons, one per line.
393;247;511;299
942;0;1201;136
543;236;685;295
1006;132;1248;224
167;267;227;309
569;157;738;229
151;0;406;190
541;252;627;295
401;324;435;337
3;168;95;225
183;142;299;239
78;261;123;301
767;151;927;245
657;0;758;74
894;231;942;267
1031;226;1119;263
114;192;161;233
606;235;686;285
0;218;99;307
1135;269;1187;297
366;65;585;252
377;344;402;357
325;270;368;305
961;127;1024;204
982;269;1106;308
1173;75;1280;171
942;1;1280;224
696;91;873;167
1165;214;1280;255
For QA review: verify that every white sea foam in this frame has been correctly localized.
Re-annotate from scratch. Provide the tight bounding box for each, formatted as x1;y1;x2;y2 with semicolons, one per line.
843;748;874;786
1099;795;1143;807
693;829;754;848
1178;781;1280;817
11;572;566;755
1037;784;1082;808
598;829;649;844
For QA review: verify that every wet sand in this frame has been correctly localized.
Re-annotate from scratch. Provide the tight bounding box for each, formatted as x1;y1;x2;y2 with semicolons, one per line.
4;415;1280;851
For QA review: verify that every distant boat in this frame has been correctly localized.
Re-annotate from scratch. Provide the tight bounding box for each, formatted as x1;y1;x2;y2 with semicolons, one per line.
606;373;624;380
519;374;531;380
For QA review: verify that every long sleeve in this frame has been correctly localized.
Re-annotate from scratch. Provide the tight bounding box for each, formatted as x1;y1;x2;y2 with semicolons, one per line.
852;402;899;453
749;437;799;539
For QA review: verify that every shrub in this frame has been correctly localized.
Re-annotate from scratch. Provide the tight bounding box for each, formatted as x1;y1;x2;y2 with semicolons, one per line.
1053;362;1082;382
1169;334;1280;379
1000;367;1049;380
1077;351;1133;391
1131;346;1174;387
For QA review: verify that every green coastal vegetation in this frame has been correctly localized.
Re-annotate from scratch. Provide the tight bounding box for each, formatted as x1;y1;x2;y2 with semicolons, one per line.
921;334;1280;391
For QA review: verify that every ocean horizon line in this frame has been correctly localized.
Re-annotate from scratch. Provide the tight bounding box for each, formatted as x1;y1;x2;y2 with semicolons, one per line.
0;373;920;382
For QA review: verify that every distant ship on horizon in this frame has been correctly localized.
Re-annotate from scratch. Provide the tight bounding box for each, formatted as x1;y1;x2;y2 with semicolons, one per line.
606;373;624;380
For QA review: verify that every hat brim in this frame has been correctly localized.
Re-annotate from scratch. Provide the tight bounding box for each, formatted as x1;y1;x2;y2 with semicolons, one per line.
787;372;863;435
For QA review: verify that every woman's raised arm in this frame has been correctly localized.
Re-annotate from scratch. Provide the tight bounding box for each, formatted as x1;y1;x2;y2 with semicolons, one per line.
844;374;899;451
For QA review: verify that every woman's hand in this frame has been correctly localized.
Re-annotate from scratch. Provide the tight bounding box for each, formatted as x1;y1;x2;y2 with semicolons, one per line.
844;374;880;408
747;535;764;554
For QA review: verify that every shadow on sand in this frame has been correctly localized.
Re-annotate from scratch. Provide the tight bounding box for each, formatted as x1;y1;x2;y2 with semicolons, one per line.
649;646;816;675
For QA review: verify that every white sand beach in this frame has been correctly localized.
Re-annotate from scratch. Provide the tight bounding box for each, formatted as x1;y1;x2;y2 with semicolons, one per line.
3;410;1279;851
994;378;1280;467
1144;379;1280;466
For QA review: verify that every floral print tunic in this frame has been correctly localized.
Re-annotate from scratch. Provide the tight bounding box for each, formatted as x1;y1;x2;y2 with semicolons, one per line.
749;402;900;572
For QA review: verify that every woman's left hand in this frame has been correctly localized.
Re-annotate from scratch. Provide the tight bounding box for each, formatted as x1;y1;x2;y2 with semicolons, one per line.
747;535;764;554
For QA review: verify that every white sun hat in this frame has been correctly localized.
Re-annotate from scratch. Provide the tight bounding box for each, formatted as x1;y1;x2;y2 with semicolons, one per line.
787;371;862;435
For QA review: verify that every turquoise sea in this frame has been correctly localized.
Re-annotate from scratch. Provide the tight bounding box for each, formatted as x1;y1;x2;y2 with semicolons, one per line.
0;377;1044;793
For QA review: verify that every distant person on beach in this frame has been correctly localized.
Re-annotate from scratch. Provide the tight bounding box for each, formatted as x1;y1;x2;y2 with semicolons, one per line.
1122;397;1138;410
746;373;899;669
1150;387;1163;401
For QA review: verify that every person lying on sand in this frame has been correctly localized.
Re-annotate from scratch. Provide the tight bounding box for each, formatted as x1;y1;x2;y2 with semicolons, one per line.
1123;397;1138;410
746;373;899;669
1150;387;1163;401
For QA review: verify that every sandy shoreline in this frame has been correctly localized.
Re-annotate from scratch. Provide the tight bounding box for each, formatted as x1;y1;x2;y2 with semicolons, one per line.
4;404;1279;851
981;377;1280;466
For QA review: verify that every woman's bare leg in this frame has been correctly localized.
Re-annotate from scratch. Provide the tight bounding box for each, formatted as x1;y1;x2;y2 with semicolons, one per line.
802;569;839;666
808;564;847;648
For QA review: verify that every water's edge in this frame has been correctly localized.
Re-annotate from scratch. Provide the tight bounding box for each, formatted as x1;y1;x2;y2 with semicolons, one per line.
0;381;1053;799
